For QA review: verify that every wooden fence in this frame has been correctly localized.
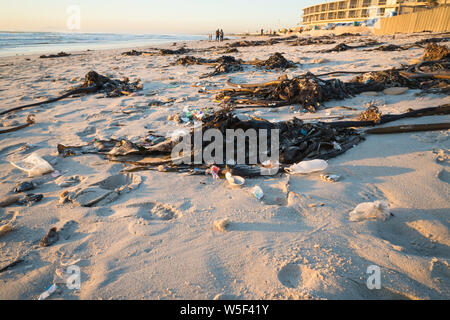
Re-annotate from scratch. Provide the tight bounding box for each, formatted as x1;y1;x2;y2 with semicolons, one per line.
374;5;450;35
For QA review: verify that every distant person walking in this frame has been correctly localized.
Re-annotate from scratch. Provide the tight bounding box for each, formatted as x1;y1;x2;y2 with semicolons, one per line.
219;29;224;42
261;29;264;36
215;29;220;42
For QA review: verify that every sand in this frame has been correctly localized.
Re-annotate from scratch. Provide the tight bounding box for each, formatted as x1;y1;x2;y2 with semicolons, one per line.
0;32;449;300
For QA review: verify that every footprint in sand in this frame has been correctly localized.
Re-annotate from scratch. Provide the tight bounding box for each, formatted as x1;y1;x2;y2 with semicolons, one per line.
437;169;449;184
126;201;182;236
277;264;326;291
277;263;301;288
128;201;182;221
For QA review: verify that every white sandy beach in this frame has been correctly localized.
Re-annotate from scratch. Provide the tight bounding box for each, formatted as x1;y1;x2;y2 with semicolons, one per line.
0;32;449;300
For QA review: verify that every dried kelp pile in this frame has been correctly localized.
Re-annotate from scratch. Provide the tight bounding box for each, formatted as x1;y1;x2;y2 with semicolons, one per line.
288;36;335;46
316;40;382;53
213;73;384;111
174;55;242;66
349;69;413;88
124;47;190;56
174;55;244;78
122;50;150;56
0;70;143;116
79;70;143;98
56;108;364;175
370;43;415;51
40;52;71;59
250;52;296;70
422;43;449;61
200;63;243;78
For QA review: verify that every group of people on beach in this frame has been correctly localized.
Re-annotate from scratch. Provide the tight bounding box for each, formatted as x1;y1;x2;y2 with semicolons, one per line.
209;29;224;42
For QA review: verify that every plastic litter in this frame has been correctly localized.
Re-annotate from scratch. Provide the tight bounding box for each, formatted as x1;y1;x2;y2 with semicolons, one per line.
17;193;43;206
14;181;35;193
210;166;220;180
349;200;391;222
252;186;264;200
10;153;54;177
286;159;328;174
320;174;341;182
225;172;245;186
38;284;57;300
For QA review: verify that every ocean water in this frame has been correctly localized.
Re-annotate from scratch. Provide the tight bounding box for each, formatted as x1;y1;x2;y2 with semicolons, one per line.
0;32;206;57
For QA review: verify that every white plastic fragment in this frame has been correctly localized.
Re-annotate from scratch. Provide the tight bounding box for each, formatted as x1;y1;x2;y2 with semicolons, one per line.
252;186;264;200
349;200;391;222
320;174;341;182
225;172;245;186
38;284;57;300
286;159;328;174
10;153;54;177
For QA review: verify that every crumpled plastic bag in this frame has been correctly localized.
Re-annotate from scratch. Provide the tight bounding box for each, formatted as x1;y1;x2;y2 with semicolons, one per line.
349;200;390;222
10;153;54;177
286;159;328;174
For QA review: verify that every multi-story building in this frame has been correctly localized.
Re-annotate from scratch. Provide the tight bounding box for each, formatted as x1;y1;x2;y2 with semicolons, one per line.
302;0;446;26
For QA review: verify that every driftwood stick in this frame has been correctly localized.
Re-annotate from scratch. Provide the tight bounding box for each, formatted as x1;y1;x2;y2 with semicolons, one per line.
365;123;450;134
327;104;450;128
0;87;98;116
0;115;35;134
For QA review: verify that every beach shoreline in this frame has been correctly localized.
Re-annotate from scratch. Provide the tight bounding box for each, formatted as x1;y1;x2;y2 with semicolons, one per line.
0;32;449;300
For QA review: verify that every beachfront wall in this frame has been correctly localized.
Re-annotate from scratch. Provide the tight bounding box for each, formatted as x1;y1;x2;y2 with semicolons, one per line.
373;5;450;34
301;0;446;26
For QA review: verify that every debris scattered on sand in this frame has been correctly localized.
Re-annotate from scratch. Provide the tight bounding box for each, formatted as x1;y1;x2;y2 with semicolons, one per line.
215;73;381;111
349;200;391;222
10;153;54;177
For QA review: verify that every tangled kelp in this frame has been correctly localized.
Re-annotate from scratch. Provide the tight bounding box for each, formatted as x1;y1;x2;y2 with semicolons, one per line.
200;63;243;78
40;52;71;59
422;43;450;61
56;108;364;173
0;71;143;116
174;55;242;66
317;40;382;53
250;52;296;70
56;104;450;175
174;55;244;77
213;73;383;111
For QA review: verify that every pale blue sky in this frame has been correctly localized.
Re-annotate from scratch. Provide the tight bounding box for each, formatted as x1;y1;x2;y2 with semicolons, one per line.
0;0;313;34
